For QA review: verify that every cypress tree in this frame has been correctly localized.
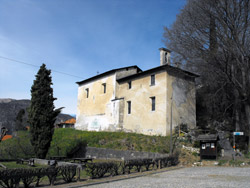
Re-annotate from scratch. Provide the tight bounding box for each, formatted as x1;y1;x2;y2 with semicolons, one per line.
15;109;26;131
28;64;61;159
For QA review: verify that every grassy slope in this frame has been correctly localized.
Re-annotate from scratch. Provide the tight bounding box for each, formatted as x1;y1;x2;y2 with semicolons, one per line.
0;129;170;159
48;128;170;156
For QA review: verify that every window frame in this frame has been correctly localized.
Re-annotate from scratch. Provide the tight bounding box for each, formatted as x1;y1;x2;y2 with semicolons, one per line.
128;81;132;89
85;88;89;98
127;101;131;114
150;96;156;111
150;74;155;86
102;83;106;94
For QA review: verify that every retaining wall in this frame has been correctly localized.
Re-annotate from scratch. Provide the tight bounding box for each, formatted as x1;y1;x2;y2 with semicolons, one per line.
74;146;168;160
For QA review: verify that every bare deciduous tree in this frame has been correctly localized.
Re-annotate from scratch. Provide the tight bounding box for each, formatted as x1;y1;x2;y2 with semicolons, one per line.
164;0;250;150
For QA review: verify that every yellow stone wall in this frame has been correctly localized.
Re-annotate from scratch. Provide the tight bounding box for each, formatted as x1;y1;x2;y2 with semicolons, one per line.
75;68;196;136
166;73;196;135
117;71;167;136
76;74;118;131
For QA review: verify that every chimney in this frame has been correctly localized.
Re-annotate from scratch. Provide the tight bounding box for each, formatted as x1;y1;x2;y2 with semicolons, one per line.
159;48;171;65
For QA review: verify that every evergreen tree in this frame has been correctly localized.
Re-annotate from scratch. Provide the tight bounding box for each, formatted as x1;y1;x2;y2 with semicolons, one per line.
28;64;61;159
15;109;26;131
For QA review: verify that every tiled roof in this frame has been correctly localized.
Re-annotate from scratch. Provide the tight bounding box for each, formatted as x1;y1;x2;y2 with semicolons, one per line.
117;64;199;83
197;134;217;141
76;66;142;85
63;118;76;124
2;135;12;141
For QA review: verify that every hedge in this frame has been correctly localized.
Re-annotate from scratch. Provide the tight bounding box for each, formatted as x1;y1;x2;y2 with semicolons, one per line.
0;165;78;188
85;155;179;179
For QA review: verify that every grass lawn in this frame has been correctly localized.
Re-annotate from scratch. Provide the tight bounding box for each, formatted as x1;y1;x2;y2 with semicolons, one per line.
0;161;46;169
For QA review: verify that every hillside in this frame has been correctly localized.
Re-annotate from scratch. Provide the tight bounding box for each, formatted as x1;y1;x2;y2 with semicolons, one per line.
0;98;73;134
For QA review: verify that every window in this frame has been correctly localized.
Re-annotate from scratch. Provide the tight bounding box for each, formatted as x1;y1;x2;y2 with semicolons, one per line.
102;83;106;93
128;81;132;89
85;88;89;98
127;101;131;114
151;74;155;86
151;97;155;111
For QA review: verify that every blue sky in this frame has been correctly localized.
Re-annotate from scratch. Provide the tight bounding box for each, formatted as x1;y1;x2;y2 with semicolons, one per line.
0;0;185;114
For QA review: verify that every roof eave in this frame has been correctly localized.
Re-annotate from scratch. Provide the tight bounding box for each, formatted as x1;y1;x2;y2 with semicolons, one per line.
117;64;199;83
76;65;142;86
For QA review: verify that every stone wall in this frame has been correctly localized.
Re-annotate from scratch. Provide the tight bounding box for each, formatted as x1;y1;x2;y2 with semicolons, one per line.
74;147;168;160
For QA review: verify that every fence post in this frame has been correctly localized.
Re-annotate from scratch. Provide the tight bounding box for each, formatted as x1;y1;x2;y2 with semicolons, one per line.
77;167;81;181
158;159;161;169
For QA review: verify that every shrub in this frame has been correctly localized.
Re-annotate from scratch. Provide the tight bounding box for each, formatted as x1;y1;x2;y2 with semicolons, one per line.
58;165;77;183
21;169;39;188
192;141;200;148
0;131;35;159
0;167;61;188
174;123;189;135
244;152;250;159
0;169;21;188
65;139;87;158
192;152;198;157
85;162;119;178
85;155;179;179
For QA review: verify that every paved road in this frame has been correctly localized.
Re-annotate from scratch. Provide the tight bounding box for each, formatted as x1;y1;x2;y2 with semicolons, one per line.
83;167;250;188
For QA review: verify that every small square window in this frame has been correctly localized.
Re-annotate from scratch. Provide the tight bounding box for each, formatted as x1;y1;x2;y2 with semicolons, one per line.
102;83;106;93
127;101;131;114
128;81;132;89
151;75;155;86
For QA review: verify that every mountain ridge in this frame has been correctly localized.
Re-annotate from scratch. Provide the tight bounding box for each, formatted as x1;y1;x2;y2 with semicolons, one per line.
0;98;74;134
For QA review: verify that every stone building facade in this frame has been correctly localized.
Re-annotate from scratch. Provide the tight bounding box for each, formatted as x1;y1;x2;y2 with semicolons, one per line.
75;48;198;136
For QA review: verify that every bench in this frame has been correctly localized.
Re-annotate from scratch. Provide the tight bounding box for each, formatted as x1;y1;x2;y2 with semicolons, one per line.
72;158;93;166
49;156;67;161
16;159;35;166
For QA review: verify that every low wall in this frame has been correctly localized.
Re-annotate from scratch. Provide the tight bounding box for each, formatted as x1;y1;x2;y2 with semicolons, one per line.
74;146;168;160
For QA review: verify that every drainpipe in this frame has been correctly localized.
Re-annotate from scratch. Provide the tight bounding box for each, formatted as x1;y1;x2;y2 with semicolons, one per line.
170;93;173;155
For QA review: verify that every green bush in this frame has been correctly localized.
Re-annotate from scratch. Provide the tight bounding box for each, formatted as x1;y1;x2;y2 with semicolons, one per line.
244;152;250;159
0;166;79;187
174;123;189;135
86;162;119;178
86;155;179;179
192;152;198;157
193;141;200;148
58;165;77;183
0;131;35;159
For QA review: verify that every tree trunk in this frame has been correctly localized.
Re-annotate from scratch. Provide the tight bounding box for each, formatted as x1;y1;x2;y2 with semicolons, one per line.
245;103;250;152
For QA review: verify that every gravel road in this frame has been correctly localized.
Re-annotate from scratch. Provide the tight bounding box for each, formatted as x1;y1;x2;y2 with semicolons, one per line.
82;167;250;188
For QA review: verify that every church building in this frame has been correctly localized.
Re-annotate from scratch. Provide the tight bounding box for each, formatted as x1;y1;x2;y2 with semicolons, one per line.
75;48;198;136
